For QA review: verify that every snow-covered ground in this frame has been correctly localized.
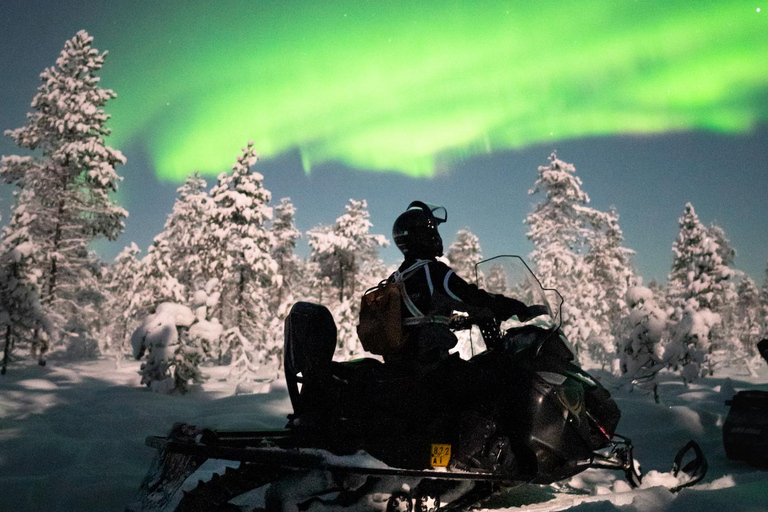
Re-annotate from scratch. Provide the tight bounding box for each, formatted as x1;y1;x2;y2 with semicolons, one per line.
0;357;766;512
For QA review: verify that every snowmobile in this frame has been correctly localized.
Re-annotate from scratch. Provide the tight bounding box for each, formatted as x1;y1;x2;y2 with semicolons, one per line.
723;338;768;467
127;256;707;512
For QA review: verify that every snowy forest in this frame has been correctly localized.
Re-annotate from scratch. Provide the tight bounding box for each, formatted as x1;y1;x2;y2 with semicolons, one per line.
1;31;767;397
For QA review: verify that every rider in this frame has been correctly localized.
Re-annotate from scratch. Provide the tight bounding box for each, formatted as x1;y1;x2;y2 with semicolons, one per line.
389;201;547;472
388;200;546;368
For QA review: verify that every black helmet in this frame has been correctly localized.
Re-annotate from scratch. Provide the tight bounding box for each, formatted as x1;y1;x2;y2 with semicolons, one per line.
392;201;447;259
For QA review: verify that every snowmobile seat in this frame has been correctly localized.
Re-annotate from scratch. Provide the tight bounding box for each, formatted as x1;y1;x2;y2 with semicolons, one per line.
758;338;768;365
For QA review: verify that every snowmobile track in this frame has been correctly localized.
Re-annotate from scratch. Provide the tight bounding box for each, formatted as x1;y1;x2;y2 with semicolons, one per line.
175;464;290;512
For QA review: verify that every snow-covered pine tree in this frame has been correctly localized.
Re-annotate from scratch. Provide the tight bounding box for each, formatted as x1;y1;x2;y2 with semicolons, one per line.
208;142;277;362
525;153;608;359
447;229;483;283
618;286;668;399
307;199;388;303
583;208;637;368
0;190;51;372
667;203;733;379
0;31;127;351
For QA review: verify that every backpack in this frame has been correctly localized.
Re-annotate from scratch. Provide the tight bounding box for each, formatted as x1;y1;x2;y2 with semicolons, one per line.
356;261;429;356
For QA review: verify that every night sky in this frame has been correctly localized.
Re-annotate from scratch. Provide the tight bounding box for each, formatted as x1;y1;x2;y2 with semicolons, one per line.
1;0;767;283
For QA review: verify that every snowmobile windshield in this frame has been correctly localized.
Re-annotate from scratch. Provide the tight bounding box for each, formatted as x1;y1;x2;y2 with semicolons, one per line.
474;255;563;330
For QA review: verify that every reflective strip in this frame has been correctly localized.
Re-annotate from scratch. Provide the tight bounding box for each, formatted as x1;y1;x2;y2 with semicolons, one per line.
401;283;424;318
403;315;451;326
443;270;462;301
425;264;434;296
396;260;430;319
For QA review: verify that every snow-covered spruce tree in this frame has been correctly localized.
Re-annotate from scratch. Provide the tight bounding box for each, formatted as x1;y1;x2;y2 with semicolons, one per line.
484;263;509;295
128;172;212;323
583;208;637;369
0;31;127;351
334;298;362;359
618;286;668;400
647;279;671;314
188;280;223;361
102;243;142;355
297;260;334;305
208;142;278;364
667;203;733;379
163;171;213;293
447;229;483;283
269;197;302;360
705;223;739;365
307;199;388;303
226;327;264;393
271;197;301;307
131;302;206;393
127;242;186;325
173;331;207;394
0;191;51;372
760;262;768;340
733;276;763;372
525;153;608;359
446;229;485;358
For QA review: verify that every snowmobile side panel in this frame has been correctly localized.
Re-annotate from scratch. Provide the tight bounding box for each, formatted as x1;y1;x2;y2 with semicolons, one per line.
723;390;768;467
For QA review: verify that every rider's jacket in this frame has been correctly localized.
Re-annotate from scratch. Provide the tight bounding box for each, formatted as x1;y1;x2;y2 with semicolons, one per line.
387;257;529;365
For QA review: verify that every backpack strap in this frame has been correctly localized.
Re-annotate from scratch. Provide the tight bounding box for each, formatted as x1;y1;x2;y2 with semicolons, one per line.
393;260;450;327
391;260;430;319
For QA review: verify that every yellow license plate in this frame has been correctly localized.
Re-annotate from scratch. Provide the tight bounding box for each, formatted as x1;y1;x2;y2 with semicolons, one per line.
430;444;451;468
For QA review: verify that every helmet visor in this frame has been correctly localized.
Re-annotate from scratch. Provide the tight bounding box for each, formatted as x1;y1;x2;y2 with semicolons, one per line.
406;201;448;225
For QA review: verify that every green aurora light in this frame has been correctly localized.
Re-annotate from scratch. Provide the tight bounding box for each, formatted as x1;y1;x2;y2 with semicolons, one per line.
100;0;768;181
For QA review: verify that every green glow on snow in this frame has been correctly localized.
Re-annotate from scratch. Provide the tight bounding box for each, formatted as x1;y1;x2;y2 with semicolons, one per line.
98;0;768;180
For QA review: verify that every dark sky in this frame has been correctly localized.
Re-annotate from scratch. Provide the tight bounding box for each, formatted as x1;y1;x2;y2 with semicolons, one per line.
1;0;767;284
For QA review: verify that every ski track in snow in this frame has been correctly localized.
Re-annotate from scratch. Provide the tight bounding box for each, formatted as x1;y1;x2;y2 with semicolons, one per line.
0;357;766;512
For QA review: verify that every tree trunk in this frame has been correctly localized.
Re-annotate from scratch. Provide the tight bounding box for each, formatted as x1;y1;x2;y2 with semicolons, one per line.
2;325;10;375
46;198;66;304
237;269;245;332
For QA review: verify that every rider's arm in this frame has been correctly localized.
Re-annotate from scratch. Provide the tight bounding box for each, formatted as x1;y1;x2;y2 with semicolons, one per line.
432;262;535;321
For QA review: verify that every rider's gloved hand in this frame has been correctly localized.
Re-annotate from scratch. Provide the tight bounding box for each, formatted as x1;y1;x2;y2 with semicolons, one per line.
519;304;550;321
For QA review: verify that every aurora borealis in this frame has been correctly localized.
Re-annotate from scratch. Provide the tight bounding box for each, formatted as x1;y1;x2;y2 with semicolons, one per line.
97;0;768;180
1;0;767;283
